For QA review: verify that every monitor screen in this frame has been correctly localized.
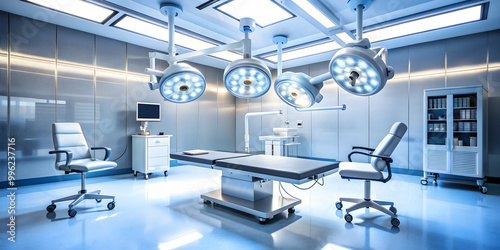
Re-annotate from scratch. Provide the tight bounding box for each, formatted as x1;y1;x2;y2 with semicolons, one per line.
137;102;161;121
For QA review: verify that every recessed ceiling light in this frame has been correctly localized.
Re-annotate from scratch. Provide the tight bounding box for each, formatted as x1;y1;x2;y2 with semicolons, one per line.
364;5;483;42
112;16;240;61
24;0;116;23
264;41;341;63
336;32;355;44
215;0;294;27
291;0;335;28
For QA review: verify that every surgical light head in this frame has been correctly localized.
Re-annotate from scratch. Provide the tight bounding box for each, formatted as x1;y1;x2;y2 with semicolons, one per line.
157;63;206;103
274;72;324;108
223;58;272;98
329;38;394;96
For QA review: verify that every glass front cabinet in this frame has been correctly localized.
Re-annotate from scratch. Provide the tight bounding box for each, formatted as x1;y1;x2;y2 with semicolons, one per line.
422;85;488;193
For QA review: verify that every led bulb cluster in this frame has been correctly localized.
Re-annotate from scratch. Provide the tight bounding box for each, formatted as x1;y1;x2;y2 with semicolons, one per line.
276;81;314;108
160;72;206;102
330;55;381;95
224;66;271;98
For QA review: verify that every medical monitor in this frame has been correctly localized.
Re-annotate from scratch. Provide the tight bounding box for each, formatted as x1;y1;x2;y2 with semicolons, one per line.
136;102;161;122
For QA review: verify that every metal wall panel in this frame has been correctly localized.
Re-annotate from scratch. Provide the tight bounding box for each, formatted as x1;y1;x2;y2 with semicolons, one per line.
126;44;164;74
310;61;339;160
489;30;500;65
10;56;55;75
408;74;445;170
248;97;263;153
0;12;7;53
285;65;312;157
338;89;369;162
369;78;409;169
487;68;500;177
95;70;128;169
446;69;488;89
198;66;218;150
96;36;126;71
56;26;94;65
0;68;7;181
409;40;445;74
388;47;409;77
9;14;56;59
10;71;58;180
446;33;487;70
261;70;282;143
235;97;248;152
56;77;94;148
217;70;236;152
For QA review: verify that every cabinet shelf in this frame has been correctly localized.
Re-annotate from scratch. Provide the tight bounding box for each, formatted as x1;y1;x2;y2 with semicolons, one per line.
428;119;446;122
453;107;477;109
428;108;447;110
453;131;477;133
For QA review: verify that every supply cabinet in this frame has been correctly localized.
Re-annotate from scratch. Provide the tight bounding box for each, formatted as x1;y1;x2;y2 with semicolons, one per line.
422;85;487;193
132;135;172;179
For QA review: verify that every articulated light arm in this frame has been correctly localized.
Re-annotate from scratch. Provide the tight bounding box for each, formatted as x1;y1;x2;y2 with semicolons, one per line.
295;104;346;112
245;111;282;153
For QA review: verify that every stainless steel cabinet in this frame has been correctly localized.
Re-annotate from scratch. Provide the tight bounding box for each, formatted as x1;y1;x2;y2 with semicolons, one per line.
132;135;172;179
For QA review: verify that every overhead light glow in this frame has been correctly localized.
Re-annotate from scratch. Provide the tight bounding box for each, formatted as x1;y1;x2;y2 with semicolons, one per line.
292;0;335;28
157;63;206;103
265;41;341;63
215;0;294;27
223;58;272;98
336;32;355;44
25;0;115;23
364;5;483;42
113;16;241;61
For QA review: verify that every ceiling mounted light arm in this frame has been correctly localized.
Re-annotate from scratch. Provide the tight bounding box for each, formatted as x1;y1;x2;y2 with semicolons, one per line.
295;104;346;112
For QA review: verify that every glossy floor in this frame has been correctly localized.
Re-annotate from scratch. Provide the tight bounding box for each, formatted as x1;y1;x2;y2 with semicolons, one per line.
1;166;499;249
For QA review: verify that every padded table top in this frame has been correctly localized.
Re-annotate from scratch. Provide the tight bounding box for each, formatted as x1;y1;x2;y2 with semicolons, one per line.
170;150;250;165
216;155;339;180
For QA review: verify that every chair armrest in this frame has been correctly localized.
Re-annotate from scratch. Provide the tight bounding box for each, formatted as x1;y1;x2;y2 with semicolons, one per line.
91;147;111;161
352;146;375;152
49;150;73;166
348;151;393;163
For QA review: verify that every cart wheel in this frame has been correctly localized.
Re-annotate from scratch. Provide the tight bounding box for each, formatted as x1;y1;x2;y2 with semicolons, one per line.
96;199;102;203
145;174;149;180
46;204;56;213
258;217;267;224
344;214;353;223
420;179;428;185
164;171;168;176
389;206;397;215
480;186;487;194
68;209;77;218
391;218;400;227
335;201;343;210
288;207;295;214
107;202;115;210
203;199;211;205
133;171;137;177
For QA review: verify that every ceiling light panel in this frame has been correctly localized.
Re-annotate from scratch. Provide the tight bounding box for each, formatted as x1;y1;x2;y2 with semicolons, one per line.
292;0;335;28
265;41;341;63
24;0;116;23
113;16;240;61
364;5;483;42
336;32;355;44
215;0;294;27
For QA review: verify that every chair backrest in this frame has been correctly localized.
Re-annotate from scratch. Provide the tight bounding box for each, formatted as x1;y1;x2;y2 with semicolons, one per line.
370;122;407;171
52;123;91;167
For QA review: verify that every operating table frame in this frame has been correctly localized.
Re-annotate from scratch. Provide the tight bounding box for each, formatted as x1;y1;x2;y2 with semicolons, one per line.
171;151;339;223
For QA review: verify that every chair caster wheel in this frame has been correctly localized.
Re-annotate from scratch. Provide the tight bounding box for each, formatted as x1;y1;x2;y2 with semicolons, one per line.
258;217;267;224
335;202;342;210
389;206;397;215
46;204;56;213
480;186;487;194
133;171;137;177
68;209;77;218
288;207;295;214
391;217;400;227
107;202;115;210
203;199;211;204
344;214;353;223
420;179;428;185
164;171;168;176
96;199;102;203
145;174;149;180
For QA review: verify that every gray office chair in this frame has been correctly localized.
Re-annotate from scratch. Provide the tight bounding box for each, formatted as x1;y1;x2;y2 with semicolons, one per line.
47;123;117;218
335;122;407;227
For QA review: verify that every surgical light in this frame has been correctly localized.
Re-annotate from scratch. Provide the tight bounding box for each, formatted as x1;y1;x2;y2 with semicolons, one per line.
329;0;394;96
224;58;271;98
274;72;324;108
157;63;206;103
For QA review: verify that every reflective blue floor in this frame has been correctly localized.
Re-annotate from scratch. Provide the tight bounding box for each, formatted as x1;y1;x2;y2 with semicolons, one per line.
1;165;499;249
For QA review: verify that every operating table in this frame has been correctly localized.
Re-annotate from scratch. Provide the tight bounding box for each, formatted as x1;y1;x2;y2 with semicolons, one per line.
171;150;339;223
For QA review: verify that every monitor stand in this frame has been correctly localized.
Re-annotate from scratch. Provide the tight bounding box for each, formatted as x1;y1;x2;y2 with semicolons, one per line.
139;121;150;135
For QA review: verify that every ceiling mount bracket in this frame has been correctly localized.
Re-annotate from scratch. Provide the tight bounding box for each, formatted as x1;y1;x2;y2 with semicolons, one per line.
347;0;372;12
160;3;183;17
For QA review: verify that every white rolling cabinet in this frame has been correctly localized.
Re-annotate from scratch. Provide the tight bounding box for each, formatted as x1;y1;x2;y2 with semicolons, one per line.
132;135;172;179
422;85;488;193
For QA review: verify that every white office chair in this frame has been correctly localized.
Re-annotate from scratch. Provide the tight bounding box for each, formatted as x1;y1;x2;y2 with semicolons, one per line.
47;123;117;218
335;122;407;227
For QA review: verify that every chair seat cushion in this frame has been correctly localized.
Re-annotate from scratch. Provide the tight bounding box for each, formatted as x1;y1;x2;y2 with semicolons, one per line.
58;159;117;172
339;162;384;180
